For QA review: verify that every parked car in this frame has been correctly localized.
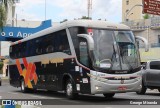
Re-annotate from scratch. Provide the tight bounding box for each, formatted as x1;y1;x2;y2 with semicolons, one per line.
137;60;160;94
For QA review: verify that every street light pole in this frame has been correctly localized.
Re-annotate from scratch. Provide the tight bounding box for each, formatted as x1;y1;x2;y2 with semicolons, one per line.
45;0;46;20
126;13;133;21
125;4;143;21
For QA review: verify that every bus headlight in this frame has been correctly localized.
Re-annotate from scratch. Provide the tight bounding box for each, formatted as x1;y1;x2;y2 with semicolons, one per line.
95;85;102;90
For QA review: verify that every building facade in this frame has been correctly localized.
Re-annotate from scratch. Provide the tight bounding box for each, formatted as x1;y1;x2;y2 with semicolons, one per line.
122;0;160;62
122;0;143;22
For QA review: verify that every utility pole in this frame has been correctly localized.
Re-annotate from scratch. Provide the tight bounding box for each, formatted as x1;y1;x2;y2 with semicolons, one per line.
45;0;46;20
88;0;92;19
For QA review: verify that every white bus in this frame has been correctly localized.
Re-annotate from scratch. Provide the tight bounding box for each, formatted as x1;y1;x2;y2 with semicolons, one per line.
9;20;148;99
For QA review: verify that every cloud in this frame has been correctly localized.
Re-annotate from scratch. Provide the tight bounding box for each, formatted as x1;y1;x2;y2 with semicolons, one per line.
49;0;122;22
16;0;45;21
15;0;122;22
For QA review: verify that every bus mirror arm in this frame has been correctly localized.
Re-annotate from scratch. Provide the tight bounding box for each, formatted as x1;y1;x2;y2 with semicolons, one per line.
135;36;149;52
77;34;94;50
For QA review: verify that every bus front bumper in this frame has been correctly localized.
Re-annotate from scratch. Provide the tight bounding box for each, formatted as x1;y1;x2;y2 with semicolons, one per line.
90;77;142;94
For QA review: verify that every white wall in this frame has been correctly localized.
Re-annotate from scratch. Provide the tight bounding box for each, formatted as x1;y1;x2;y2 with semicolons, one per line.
1;42;11;56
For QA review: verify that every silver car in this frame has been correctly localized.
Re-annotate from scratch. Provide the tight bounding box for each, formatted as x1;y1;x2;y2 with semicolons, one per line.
137;60;160;94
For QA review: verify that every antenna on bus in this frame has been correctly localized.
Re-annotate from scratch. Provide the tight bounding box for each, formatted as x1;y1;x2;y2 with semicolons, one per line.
88;0;92;19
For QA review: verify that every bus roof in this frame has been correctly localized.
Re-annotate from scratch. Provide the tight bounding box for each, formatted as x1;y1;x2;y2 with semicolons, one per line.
12;20;130;45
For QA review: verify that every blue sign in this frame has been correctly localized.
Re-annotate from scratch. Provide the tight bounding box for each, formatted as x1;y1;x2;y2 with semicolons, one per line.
0;20;52;42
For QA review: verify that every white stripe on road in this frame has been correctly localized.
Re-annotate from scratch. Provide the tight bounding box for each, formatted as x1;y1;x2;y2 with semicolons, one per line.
30;95;62;99
8;92;18;95
30;95;47;99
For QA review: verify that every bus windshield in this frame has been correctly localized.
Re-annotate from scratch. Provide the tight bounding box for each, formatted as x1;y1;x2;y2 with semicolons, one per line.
91;29;140;71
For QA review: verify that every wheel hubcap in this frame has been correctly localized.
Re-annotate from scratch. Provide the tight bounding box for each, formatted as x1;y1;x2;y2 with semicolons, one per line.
21;80;25;91
67;83;72;96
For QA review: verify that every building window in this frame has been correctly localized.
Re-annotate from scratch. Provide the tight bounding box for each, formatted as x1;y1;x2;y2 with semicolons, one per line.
126;9;129;13
126;0;129;5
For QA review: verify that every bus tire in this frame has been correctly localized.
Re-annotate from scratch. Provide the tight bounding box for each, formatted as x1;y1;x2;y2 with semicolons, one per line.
158;89;160;92
103;93;115;98
21;78;29;93
136;81;146;95
65;79;78;99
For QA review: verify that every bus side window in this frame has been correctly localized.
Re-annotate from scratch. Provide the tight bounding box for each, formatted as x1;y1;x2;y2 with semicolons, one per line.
35;37;43;55
55;30;71;55
21;42;26;58
10;46;14;59
15;44;20;58
78;37;89;67
43;34;54;54
12;45;17;59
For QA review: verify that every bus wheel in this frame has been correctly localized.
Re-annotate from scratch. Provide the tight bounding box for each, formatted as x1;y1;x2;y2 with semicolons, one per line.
66;79;78;99
21;79;29;93
158;89;160;92
136;81;146;95
103;93;115;98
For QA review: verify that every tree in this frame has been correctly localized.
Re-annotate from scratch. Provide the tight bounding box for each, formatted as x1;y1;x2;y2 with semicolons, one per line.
81;16;91;20
60;19;68;23
0;0;14;30
143;14;150;19
0;5;6;30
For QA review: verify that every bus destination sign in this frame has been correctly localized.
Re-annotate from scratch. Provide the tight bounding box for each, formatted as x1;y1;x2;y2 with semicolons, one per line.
143;0;160;15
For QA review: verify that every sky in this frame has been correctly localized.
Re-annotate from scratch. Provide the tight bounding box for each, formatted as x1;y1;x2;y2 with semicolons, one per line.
15;0;122;23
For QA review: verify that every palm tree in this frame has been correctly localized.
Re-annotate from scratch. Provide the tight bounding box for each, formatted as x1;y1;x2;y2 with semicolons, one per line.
0;0;14;30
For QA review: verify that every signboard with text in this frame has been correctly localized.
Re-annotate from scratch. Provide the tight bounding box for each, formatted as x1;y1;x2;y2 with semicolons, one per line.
0;20;52;42
143;0;160;15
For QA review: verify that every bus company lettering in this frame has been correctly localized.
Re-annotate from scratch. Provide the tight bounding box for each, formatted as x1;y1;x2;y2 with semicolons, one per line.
0;31;32;38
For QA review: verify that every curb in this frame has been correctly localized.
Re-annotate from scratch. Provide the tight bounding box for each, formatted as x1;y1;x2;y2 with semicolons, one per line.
1;77;9;80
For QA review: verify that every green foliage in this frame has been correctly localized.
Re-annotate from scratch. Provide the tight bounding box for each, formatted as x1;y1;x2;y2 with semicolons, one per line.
0;62;3;69
143;14;150;19
0;62;3;74
0;5;6;31
0;0;14;30
60;19;68;23
81;16;91;19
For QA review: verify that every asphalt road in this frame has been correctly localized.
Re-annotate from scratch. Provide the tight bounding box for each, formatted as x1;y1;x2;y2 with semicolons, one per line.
0;79;160;108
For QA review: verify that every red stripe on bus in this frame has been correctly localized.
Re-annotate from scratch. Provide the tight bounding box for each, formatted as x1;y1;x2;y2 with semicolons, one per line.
24;63;32;86
22;58;28;69
33;64;38;85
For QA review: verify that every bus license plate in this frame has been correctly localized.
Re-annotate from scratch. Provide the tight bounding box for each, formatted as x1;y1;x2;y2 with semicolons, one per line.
118;86;127;91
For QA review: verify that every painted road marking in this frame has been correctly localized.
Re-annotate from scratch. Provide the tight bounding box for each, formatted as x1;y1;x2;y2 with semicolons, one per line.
8;92;18;95
30;95;47;99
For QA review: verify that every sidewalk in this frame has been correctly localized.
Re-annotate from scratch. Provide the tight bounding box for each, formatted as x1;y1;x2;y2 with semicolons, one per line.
1;77;9;83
